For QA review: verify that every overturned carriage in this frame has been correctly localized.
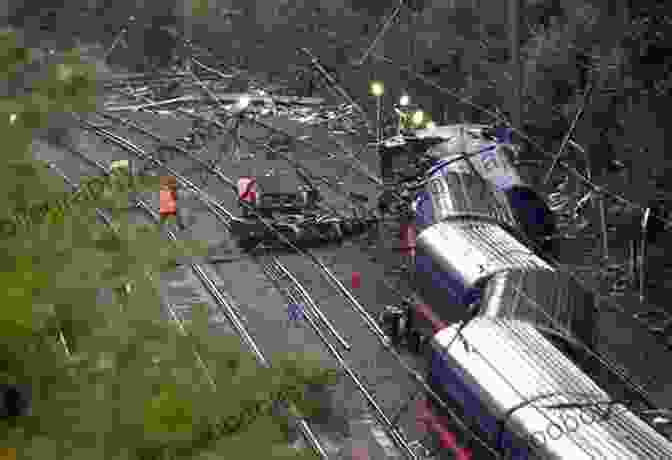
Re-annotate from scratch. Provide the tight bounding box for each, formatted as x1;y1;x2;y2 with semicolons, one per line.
414;123;557;245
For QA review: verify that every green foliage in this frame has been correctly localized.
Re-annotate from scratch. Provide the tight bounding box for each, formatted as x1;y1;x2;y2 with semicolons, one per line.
191;0;210;18
0;27;334;459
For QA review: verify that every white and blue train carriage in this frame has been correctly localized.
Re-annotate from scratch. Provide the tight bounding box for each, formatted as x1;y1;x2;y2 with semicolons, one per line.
426;317;672;459
479;268;597;354
409;152;597;355
414;123;557;246
411;163;553;311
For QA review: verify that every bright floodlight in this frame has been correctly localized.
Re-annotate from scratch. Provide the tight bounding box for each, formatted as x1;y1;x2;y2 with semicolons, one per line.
411;110;425;126
399;94;410;106
237;95;251;109
426;121;436;129
370;81;384;97
9;114;16;125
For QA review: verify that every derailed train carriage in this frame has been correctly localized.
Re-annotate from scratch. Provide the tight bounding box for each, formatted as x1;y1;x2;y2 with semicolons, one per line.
377;124;672;458
429;318;672;459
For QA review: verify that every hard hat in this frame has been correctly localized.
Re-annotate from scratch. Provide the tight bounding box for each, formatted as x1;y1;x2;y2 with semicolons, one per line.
111;159;129;170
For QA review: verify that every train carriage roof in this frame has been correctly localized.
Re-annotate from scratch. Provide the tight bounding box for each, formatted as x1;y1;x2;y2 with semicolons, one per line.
432;318;672;459
479;269;596;351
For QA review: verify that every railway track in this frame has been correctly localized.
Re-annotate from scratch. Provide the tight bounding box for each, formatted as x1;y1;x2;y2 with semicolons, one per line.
38;140;332;459
85;70;672;450
32;47;672;456
97;73;672;366
52;117;423;458
54;94;509;457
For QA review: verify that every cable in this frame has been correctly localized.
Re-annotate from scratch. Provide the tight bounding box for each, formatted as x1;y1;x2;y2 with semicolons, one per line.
271;20;672;233
86;111;502;458
105;54;672;384
101;67;672;398
102;27;672;454
100;48;672;452
105;79;672;456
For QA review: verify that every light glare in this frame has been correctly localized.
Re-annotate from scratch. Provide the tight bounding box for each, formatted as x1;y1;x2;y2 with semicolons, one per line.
237;95;251;109
370;81;384;97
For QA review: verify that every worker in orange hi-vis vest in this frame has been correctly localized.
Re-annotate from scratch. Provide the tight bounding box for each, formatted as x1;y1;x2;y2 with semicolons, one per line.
159;175;196;231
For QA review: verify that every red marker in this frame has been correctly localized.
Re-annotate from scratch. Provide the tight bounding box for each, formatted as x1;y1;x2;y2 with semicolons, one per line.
438;430;457;450
399;222;416;257
351;271;361;289
456;447;473;460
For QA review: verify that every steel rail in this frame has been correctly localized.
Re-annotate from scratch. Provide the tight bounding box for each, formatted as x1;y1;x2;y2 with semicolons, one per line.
111;19;672;454
57;142;329;460
98;85;382;228
100;34;668;454
98;82;378;215
183;66;364;212
78;118;423;458
83;116;395;346
82;115;501;458
84;114;356;352
178;91;672;403
78;119;353;353
93;80;504;455
95;109;352;218
46;160;217;391
106;99;586;459
256;251;418;460
187;66;384;189
142;95;666;455
85;106;498;453
180;17;672;234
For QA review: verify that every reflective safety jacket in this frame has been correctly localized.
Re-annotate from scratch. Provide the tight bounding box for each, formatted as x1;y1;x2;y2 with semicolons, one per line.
160;189;177;216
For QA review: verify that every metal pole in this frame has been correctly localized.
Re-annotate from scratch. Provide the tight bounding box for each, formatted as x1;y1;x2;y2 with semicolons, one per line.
376;96;385;183
354;0;405;67
508;0;522;138
599;192;609;260
639;208;651;302
376;96;383;157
